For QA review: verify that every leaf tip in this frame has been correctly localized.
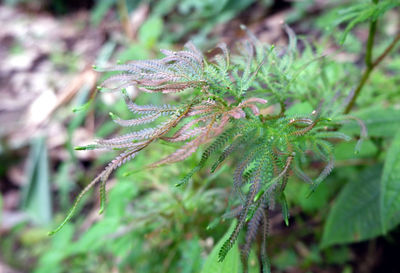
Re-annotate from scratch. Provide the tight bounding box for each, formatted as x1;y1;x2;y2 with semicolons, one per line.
109;112;117;120
254;190;264;202
284;218;289;226
74;144;96;150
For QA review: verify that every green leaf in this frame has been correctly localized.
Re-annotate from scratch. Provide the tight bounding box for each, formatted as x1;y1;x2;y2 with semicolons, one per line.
279;193;290;226
321;165;382;248
21;137;52;225
381;129;400;233
286;101;313;116
334;140;377;160
341;106;400;137
138;16;163;47
178;237;203;273
200;220;241;273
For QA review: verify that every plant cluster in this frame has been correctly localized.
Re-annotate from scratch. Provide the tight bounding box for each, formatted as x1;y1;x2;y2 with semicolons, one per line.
47;1;400;272
50;25;369;272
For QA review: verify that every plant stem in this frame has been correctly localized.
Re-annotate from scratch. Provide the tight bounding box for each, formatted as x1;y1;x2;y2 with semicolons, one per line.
344;23;400;114
372;33;400;67
365;20;377;68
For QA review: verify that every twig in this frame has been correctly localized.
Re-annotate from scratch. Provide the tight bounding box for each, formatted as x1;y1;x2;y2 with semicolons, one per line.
344;31;400;114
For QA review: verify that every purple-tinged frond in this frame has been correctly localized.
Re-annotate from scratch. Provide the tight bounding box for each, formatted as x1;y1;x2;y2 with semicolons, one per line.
96;64;142;73
111;112;161;127
122;91;177;114
288;118;313;125
184;41;204;64
174;116;212;134
228;108;246;119
187;108;215;116
162;127;204;142
234;98;268;116
239;98;268;105
150;123;215;167
161;51;202;75
97;128;157;145
109;149;138;168
216;42;229;66
95;140;150;150
151;140;199;167
241;207;264;259
101;74;137;91
125;59;169;74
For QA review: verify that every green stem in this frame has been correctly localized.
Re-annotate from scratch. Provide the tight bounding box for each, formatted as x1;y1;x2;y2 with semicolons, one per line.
365;20;377;68
344;29;400;114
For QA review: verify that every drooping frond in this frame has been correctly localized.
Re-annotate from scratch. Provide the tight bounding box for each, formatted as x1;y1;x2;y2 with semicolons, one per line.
241;206;264;264
49;148;138;235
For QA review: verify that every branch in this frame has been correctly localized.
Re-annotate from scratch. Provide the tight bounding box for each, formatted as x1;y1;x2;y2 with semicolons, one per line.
344;32;400;114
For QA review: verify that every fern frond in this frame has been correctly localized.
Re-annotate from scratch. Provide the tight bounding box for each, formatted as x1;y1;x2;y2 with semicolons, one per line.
344;115;368;153
293;159;313;184
109;112;161;127
216;42;230;69
254;153;294;202
219;162;262;262
49;149;137;235
313;139;333;161
97;128;158;145
260;210;271;273
314;131;351;141
151;116;217;169
210;142;237;173
241;206;264;266
309;157;334;194
121;89;177;114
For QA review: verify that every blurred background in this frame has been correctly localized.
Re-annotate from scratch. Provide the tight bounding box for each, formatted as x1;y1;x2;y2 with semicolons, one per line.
0;0;399;272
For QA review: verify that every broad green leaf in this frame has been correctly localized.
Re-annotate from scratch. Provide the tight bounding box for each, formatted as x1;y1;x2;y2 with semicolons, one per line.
248;248;260;273
381;129;400;233
334;140;377;160
117;43;150;63
178;237;203;273
201;220;241;273
21;137;52;225
286;101;313;116
321;166;382;248
340;107;400;137
138;16;163;47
